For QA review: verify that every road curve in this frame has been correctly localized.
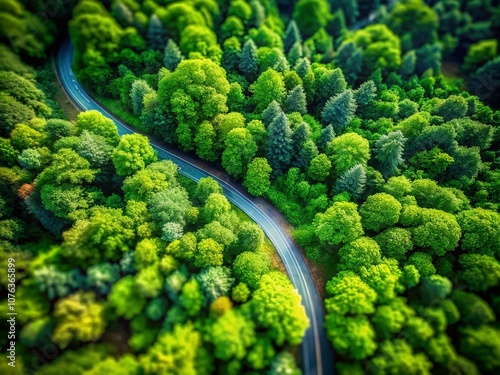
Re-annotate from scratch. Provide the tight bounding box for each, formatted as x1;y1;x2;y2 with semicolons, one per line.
56;40;334;375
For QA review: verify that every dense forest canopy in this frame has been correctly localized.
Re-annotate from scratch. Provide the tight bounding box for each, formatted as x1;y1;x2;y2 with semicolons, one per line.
0;48;308;374
1;0;500;374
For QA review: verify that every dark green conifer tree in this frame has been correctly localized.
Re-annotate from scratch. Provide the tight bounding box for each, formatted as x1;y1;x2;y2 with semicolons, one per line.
164;40;183;71
334;41;363;85
291;122;311;158
334;164;366;199
315;68;348;109
147;14;168;50
283;85;307;114
266;112;293;177
239;39;259;81
328;9;347;39
295;139;319;170
354;80;377;117
354;80;377;107
400;50;417;78
321;90;357;132
222;37;241;73
261;100;282;128
332;0;359;25
287;41;304;67
284;20;302;52
295;57;311;78
317;124;335;153
374;130;406;178
469;57;500;108
415;43;441;75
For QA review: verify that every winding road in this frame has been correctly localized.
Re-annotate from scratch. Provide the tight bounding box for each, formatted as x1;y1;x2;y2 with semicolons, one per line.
56;40;334;375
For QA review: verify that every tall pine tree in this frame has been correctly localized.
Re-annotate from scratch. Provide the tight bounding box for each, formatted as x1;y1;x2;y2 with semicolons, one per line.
328;9;347;39
354;80;377;117
400;50;417;78
266;112;293;177
261;100;282;128
284;20;302;52
354;80;377;107
283;85;307;114
314;68;348;109
273;54;290;73
317;125;335;153
164;40;183;71
334;164;366;199
332;0;359;25
291;122;311;159
295;57;311;78
334;41;363;85
374;130;406;178
321;90;357;132
147;14;168;50
296;139;319;170
287;41;304;67
239;39;259;81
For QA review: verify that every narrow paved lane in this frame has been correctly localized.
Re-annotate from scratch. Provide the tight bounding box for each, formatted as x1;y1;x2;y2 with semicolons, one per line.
56;40;334;375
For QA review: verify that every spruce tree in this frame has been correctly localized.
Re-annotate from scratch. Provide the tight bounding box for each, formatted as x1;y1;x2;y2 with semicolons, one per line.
368;68;386;92
303;43;313;60
334;164;366;199
334;41;363;85
239;39;259;81
374;130;406;178
295;57;311;78
328;9;347;39
147;14;168;50
315;68;348;108
284;20;302;52
354;80;377;107
266;112;293;177
273;54;290;73
287;41;304;67
415;43;441;75
295;139;319;170
321;90;357;132
261;100;282;128
291;122;311;157
317;125;335;153
283;85;307;114
332;0;359;25
400;50;416;78
164;40;183;71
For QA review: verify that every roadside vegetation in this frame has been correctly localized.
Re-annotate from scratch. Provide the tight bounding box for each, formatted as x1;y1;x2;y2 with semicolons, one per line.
66;0;500;373
1;0;500;373
0;2;307;373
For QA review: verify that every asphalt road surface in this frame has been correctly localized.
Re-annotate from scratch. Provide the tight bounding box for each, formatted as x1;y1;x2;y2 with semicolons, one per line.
56;40;334;375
